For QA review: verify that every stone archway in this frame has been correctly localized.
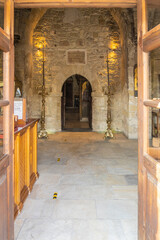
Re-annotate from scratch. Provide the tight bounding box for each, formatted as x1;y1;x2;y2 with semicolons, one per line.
21;8;136;135
61;74;92;131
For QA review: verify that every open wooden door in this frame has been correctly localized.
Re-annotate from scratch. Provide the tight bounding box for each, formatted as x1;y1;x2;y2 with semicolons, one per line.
138;0;160;239
0;0;14;239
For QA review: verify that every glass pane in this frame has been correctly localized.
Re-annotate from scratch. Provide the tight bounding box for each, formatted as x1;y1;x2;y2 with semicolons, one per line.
148;8;160;31
150;47;160;99
0;1;4;29
148;107;160;160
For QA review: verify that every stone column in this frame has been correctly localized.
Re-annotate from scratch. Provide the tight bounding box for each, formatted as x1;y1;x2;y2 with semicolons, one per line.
92;92;107;132
128;66;138;139
45;93;62;133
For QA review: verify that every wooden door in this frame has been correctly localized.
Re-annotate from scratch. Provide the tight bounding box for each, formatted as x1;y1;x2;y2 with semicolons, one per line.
137;0;160;239
0;0;14;239
66;80;73;107
61;83;66;129
89;95;92;129
81;80;92;127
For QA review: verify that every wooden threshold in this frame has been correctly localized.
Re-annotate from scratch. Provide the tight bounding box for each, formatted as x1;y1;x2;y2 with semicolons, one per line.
0;28;10;52
143;24;160;52
143;99;160;109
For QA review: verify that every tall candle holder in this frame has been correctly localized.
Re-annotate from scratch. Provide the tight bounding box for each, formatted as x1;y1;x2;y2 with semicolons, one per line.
99;49;114;139
38;43;48;139
105;51;113;139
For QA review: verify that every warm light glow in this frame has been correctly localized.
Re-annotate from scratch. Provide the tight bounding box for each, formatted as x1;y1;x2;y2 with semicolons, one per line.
37;43;43;49
37;49;42;57
108;51;117;60
34;37;47;50
34;37;47;60
109;41;119;50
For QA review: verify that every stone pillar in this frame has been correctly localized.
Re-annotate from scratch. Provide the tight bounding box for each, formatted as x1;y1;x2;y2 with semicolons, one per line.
92;92;107;132
45;93;62;133
128;66;138;139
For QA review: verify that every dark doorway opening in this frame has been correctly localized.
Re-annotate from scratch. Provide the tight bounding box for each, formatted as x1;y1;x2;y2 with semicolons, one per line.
62;74;92;131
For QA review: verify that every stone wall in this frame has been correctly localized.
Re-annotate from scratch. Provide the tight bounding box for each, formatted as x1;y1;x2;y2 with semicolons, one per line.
15;8;138;138
32;8;122;133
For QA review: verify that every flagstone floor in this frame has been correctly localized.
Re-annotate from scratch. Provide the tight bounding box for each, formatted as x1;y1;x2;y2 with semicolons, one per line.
15;132;138;240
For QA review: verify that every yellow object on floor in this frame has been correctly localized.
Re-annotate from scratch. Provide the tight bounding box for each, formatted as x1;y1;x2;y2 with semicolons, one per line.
53;192;58;199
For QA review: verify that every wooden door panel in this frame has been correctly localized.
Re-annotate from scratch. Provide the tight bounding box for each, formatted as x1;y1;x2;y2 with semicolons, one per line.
144;154;160;239
145;173;159;239
0;168;8;240
0;155;9;239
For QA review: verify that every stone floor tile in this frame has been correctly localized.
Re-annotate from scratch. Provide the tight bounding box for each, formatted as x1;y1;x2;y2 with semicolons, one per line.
96;199;137;220
56;185;113;200
17;199;55;219
36;173;61;185
29;184;52;199
107;166;137;175
40;165;66;174
16;218;72;240
14;219;25;240
121;219;138;240
104;175;128;186
53;200;97;219
125;174;138;185
71;220;125;240
112;186;138;200
60;174;106;185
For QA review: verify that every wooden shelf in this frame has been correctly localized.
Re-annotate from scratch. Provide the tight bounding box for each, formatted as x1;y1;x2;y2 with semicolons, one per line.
0;28;10;52
144;99;160;109
143;24;160;52
0;100;9;107
144;153;160;180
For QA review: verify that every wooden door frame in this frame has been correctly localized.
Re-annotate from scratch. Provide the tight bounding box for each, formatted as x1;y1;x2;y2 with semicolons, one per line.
14;1;160;239
4;0;14;238
137;0;149;238
0;0;14;239
137;0;160;239
12;0;160;8
0;0;159;239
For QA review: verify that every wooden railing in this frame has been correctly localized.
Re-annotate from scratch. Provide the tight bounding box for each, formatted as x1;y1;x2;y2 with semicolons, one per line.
14;119;39;218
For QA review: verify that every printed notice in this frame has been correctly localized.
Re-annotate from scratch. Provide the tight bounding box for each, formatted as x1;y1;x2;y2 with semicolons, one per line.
14;100;23;119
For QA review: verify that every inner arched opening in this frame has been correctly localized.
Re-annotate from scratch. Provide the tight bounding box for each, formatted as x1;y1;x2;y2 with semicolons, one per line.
61;74;92;131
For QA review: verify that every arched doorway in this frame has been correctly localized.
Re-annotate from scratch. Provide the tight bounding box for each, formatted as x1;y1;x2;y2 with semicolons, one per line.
62;74;92;131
